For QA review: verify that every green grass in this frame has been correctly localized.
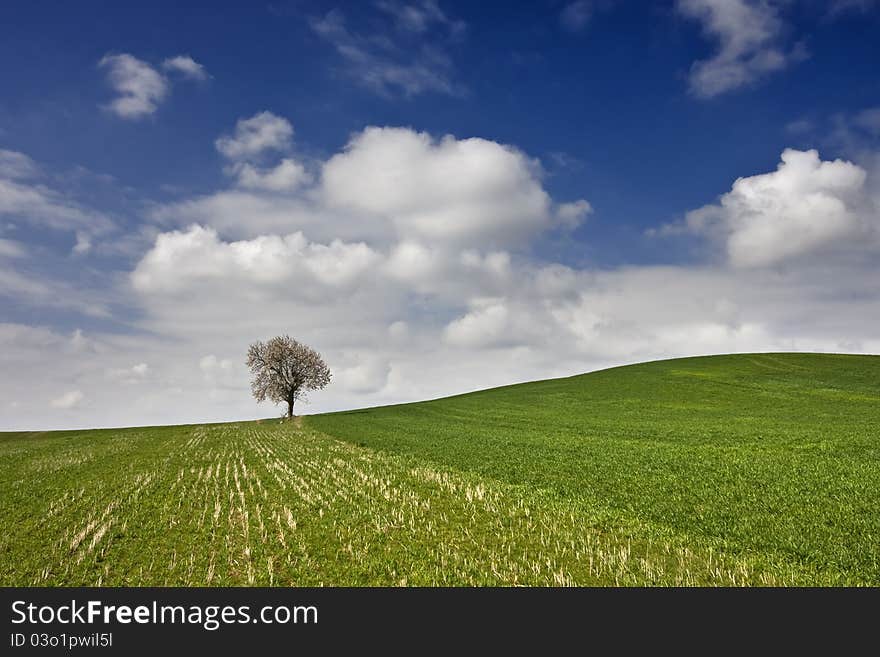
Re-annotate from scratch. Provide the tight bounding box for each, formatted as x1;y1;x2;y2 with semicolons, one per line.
2;353;878;585
309;353;880;584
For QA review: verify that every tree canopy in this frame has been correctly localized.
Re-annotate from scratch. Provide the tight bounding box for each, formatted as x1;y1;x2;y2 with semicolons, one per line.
246;336;331;418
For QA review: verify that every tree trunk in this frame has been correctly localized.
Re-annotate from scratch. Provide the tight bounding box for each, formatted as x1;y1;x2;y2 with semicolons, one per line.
287;397;294;419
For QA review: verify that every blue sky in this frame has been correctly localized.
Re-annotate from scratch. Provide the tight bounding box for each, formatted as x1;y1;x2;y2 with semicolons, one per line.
2;1;879;429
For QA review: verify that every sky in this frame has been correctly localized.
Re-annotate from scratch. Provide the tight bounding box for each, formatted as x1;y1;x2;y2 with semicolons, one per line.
1;0;879;430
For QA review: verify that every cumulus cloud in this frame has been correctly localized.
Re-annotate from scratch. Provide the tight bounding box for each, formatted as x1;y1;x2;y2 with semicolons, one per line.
444;299;511;348
322;127;551;247
683;149;876;267
676;0;806;98
99;54;169;119
115;117;880;431
232;159;310;191
162;55;209;80
150;189;322;240
8;112;880;431
132;224;380;294
213;113;308;191
154;123;563;249
51;390;84;409
215;111;294;160
99;53;208;119
555;199;592;230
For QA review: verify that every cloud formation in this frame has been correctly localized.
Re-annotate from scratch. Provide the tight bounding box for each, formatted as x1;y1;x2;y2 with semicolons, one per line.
376;0;463;35
676;0;806;98
0;149;39;179
99;54;169;119
162;55;210;80
51;390;84;409
5;113;880;431
683;149;877;267
212;111;309;191
215;111;294;160
310;6;463;97
321;127;559;247
99;53;208;119
132;225;380;294
0;149;114;237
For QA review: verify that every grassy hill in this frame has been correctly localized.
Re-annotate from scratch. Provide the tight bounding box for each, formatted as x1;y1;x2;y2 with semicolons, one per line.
2;353;878;585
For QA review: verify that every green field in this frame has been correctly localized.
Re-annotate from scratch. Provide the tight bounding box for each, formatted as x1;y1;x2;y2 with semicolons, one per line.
2;353;878;585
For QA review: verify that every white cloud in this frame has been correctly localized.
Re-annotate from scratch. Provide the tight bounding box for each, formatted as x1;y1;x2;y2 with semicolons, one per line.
560;1;592;32
156;123;561;250
0;238;25;258
0;149;39;179
70;329;93;353
0;149;129;321
131;224;380;294
310;8;462;97
73;232;92;255
0;263;111;317
231;159;310;191
99;54;169;119
150;190;315;240
556;199;592;230
215;111;293;160
0;149;115;255
376;0;461;34
0;178;112;234
384;240;440;282
200;355;238;391
107;363;151;384
461;250;511;278
322;127;550;247
0;323;63;354
7;113;880;432
200;354;232;374
683;149;876;267
162;55;209;80
9;232;880;431
676;0;806;98
388;320;409;340
51;390;84;409
336;356;391;394
0;267;55;301
444;299;510;348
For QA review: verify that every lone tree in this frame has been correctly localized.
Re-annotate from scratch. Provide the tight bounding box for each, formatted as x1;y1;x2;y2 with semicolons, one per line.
246;335;331;419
